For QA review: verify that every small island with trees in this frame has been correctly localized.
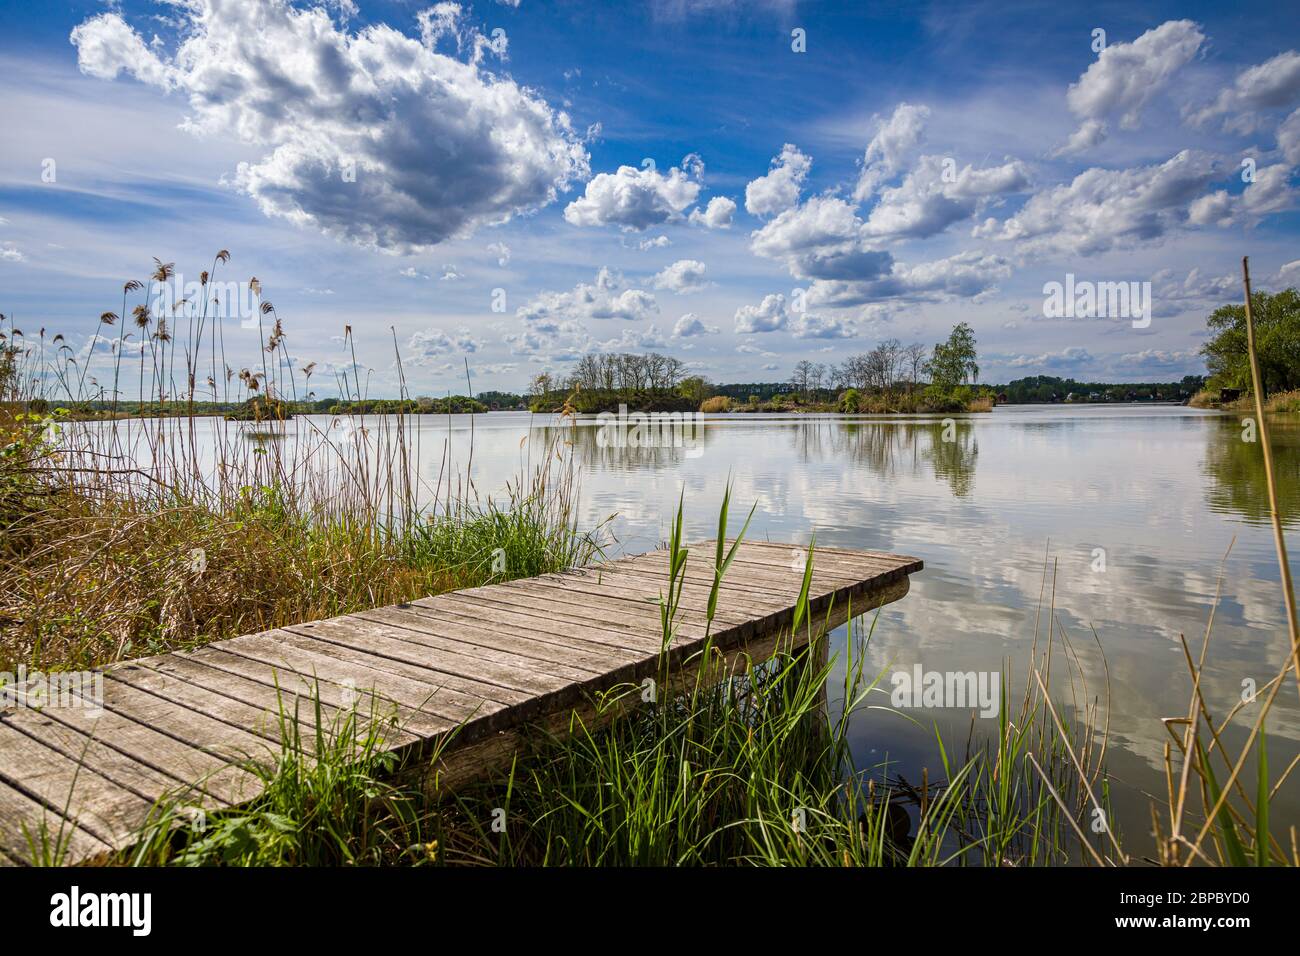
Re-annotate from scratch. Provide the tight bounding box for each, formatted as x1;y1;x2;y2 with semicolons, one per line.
524;321;1207;415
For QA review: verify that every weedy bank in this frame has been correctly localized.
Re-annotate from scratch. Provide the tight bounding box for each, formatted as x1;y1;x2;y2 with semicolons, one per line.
0;255;605;673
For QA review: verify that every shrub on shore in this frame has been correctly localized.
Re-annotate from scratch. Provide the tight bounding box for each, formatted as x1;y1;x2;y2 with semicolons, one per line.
529;388;696;415
830;385;992;414
1266;388;1300;413
1189;386;1300;413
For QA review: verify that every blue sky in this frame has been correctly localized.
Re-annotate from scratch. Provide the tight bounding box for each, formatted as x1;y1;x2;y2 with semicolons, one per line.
2;0;1299;398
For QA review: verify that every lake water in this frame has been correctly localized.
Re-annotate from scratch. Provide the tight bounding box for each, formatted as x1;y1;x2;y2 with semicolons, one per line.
100;404;1300;855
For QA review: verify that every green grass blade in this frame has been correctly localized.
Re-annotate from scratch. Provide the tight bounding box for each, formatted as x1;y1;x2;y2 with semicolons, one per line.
1197;740;1248;867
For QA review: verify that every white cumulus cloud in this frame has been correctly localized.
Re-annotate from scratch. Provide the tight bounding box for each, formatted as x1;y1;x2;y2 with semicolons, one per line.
673;313;719;337
651;259;709;293
745;144;811;217
807;251;1012;308
1058;20;1205;152
989;149;1223;256
1188;50;1300;132
1188;163;1297;227
406;326;483;364
733;293;789;333
70;1;588;253
689;196;736;229
516;267;658;327
863;155;1031;240
855;102;930;200
792;314;856;339
564;155;703;231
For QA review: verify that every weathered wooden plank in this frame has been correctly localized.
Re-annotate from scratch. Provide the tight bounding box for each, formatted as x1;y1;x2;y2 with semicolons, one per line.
136;653;420;750
16;702;260;807
295;613;660;723
609;554;907;633
96;674;282;768
108;666;310;749
657;543;922;604
614;549;878;592
425;591;669;654
211;632;494;730
499;573;756;630
577;565;821;610
352;605;605;681
410;579;903;794
508;573;785;642
0;775;109;865
172;644;445;740
610;562;860;598
476;579;736;651
358;606;642;671
285;618;555;702
422;587;693;646
629;544;917;594
0;708;218;812
707;540;922;575
0;722;156;848
0;538;922;864
743;541;922;566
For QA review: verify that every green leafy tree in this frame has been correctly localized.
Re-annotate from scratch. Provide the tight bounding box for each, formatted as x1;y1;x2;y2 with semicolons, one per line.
1201;288;1300;396
677;376;712;405
925;322;979;393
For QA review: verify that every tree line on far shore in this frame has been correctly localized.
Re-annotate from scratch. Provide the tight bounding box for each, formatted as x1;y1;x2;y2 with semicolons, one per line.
525;322;990;414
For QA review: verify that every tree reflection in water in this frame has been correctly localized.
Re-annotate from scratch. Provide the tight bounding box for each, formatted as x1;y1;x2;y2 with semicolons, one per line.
535;415;979;498
1203;413;1300;527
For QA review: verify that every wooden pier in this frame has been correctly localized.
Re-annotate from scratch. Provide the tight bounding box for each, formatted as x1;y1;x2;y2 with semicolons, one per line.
0;539;921;864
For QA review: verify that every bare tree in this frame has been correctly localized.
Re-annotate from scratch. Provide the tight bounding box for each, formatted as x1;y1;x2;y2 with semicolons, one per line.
843;353;870;390
529;371;554;397
570;353;600;390
791;359;816;398
878;338;901;393
644;352;666;389
663;355;686;388
903;341;927;395
565;351;693;392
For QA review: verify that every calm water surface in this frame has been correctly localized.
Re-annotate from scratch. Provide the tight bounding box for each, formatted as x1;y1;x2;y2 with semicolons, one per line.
107;404;1300;853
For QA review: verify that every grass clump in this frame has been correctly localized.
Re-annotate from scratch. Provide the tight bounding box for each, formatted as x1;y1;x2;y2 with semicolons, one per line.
1266;388;1300;414
1190;386;1300;413
128;693;417;867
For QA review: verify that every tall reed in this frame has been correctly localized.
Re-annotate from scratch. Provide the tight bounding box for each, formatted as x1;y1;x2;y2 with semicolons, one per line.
0;256;605;672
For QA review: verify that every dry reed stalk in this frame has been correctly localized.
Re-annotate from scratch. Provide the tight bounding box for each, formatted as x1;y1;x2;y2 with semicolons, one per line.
1241;257;1300;704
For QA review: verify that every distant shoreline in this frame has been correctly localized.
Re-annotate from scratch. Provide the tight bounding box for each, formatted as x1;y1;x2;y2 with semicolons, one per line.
41;399;1221;423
